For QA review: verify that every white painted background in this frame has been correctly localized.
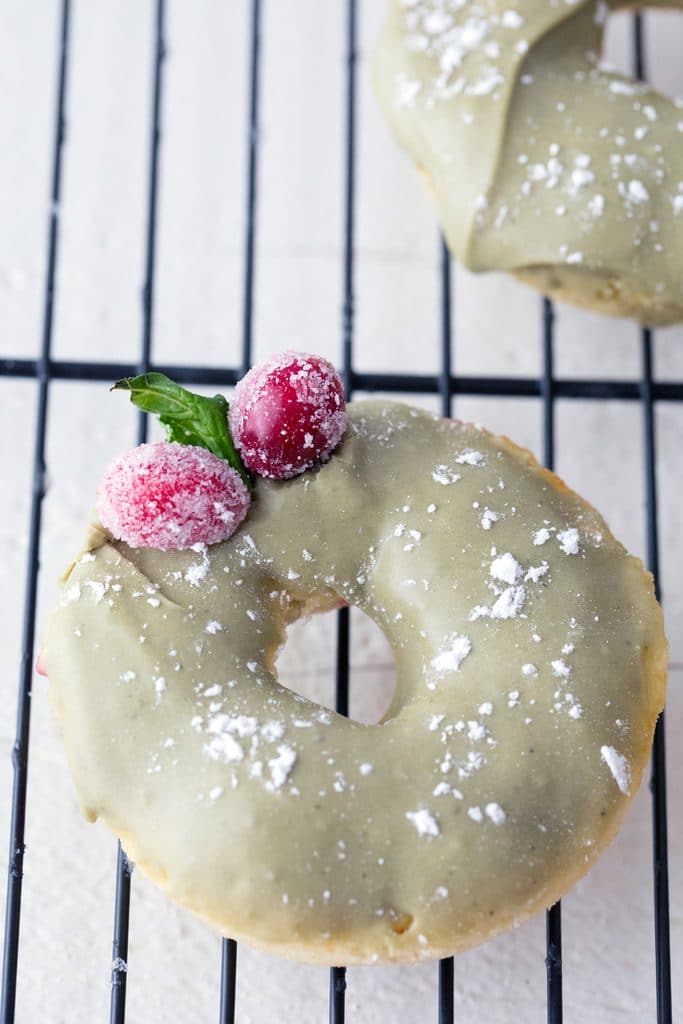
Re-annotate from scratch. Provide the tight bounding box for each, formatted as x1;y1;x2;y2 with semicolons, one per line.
0;2;681;1021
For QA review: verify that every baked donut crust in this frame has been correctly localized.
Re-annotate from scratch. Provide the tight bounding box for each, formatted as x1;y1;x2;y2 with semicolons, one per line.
374;0;683;326
44;401;667;964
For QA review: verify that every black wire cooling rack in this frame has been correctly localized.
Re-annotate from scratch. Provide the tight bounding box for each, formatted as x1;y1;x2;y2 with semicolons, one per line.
0;2;676;1022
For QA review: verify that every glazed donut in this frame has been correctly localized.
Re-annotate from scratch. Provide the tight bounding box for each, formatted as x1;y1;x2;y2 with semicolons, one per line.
44;400;666;964
374;0;683;326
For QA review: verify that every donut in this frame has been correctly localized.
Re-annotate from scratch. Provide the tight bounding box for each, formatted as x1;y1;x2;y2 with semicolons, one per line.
43;398;666;964
374;0;683;326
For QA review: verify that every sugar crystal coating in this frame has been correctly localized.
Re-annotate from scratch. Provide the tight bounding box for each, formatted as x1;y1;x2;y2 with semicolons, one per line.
229;351;347;479
97;442;250;550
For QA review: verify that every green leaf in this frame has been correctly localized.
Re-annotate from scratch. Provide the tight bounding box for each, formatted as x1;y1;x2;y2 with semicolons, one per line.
112;373;253;490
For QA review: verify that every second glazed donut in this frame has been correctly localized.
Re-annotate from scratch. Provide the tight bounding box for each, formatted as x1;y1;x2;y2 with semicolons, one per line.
374;0;683;325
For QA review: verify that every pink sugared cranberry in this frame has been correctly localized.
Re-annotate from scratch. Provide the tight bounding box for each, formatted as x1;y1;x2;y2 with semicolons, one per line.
229;351;347;479
97;442;250;551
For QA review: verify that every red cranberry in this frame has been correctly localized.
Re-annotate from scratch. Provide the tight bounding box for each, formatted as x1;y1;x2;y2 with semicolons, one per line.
229;352;347;479
97;442;250;550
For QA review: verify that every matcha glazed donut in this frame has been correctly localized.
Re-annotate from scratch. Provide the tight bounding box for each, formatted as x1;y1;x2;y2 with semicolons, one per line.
374;0;683;325
43;401;666;965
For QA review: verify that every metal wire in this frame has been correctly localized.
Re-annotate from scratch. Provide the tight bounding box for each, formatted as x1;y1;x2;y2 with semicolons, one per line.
641;330;672;1024
438;239;454;1024
240;0;262;377
5;356;683;402
109;848;133;1024
0;2;71;1020
329;2;357;1018
633;16;672;1024
341;373;683;400
545;902;563;1024
0;2;676;1022
219;938;238;1024
541;296;563;1023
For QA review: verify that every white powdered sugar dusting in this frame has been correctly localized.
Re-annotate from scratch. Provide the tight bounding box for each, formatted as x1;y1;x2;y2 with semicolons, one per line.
228;715;259;737
261;720;285;742
551;659;571;679
467;720;486;742
485;802;507;825
64;581;82;603
431;634;472;673
455;449;485;466
204;730;244;764
557;528;580;555
525;562;548;583
458;751;486;779
480;508;500;529
627;179;649;204
394;72;422;107
600;745;631;795
86;579;109;603
406;808;441;838
267;745;298;791
432;465;462;485
490;551;522;584
470;585;526;621
185;543;211;586
398;2;529;105
196;709;298;794
501;9;524;28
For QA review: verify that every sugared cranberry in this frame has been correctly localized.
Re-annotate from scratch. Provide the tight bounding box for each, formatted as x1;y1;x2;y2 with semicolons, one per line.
229;352;347;479
97;442;250;550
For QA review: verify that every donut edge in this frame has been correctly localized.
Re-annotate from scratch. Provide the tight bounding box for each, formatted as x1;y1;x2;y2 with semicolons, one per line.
514;266;683;328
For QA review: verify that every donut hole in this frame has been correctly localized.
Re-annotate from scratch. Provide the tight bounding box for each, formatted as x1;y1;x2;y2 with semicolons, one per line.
275;606;397;725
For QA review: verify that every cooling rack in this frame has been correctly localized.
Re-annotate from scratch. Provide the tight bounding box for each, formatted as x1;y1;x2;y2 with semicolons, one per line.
0;1;676;1022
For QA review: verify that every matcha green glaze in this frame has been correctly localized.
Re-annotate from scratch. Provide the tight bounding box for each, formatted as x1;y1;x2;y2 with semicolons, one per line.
44;402;666;963
374;0;683;325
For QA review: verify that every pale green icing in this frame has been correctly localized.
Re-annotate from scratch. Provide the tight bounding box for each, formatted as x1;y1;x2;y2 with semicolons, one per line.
44;402;666;963
374;0;683;324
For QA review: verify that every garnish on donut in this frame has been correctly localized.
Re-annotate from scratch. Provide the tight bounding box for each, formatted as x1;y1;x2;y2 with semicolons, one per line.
97;442;251;551
229;351;347;479
100;359;348;550
112;372;252;489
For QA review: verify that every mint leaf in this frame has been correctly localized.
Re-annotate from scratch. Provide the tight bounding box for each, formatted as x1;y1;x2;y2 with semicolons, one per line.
112;373;252;490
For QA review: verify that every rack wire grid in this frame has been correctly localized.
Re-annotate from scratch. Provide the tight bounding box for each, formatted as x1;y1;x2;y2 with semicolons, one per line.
0;1;677;1022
